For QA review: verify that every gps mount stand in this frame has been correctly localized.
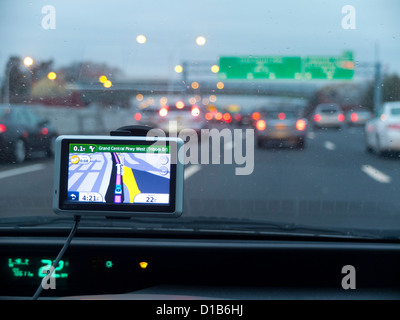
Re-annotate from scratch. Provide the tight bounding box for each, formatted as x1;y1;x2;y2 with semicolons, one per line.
110;125;154;137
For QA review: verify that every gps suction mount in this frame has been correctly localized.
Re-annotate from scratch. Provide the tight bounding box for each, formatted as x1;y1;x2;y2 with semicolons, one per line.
110;125;154;137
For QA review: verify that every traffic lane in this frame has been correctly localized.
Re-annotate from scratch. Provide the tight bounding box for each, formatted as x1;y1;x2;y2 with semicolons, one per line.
309;125;400;183
0;158;55;218
183;127;400;230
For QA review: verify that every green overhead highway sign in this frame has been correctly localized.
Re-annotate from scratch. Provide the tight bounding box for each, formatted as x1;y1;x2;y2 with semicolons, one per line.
218;52;354;80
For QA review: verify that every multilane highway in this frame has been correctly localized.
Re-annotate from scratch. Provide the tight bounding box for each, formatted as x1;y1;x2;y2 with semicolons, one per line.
0;125;399;232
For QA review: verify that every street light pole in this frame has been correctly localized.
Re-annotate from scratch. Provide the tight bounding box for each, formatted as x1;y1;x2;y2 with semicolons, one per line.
182;61;188;97
373;61;382;115
2;56;33;105
3;67;11;105
373;43;382;115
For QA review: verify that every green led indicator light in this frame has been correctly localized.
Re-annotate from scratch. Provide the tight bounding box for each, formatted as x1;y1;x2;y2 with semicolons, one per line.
105;261;113;268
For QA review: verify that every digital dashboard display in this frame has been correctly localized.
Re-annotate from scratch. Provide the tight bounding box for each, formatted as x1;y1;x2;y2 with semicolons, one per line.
7;258;69;280
67;143;171;205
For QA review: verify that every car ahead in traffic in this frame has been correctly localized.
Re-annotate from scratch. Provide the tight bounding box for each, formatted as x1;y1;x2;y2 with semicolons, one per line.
0;104;58;163
148;101;206;136
313;103;345;129
254;109;307;149
345;109;373;126
365;101;400;155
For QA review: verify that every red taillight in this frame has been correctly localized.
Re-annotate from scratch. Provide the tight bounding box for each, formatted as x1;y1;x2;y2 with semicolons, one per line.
159;107;168;117
233;113;242;122
252;112;261;120
351;113;358;122
388;124;400;130
296;119;306;131
134;112;142;121
314;114;321;122
256;120;266;131
278;112;286;120
338;114;345;122
191;106;200;117
41;127;49;135
205;112;213;121
0;124;6;133
223;113;231;122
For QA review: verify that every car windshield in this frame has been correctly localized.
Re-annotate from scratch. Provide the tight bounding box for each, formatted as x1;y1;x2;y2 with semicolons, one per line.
390;108;400;116
1;0;400;240
265;111;297;120
320;108;340;114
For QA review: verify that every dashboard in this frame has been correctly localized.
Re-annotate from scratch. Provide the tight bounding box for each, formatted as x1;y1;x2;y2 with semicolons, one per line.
1;231;400;299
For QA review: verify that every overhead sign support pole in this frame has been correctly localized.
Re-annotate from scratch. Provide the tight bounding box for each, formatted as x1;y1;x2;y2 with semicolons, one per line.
373;43;382;115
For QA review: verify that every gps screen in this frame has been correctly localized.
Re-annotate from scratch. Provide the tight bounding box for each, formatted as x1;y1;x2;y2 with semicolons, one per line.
67;143;171;205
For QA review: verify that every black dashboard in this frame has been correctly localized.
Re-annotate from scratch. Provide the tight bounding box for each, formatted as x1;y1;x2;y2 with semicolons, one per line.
1;231;400;300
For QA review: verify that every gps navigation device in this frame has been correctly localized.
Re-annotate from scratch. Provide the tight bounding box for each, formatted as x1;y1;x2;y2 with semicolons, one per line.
53;135;184;217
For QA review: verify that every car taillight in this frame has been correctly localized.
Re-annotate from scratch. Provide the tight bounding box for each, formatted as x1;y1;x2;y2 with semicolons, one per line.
223;113;231;122
41;127;49;135
205;112;213;121
233;113;242;122
314;114;321;122
338;114;345;122
0;124;6;133
256;120;266;131
215;112;223;121
134;112;142;121
175;101;184;109
191;106;200;117
296;119;306;131
388;124;400;130
252;112;261;120
351;113;358;122
159;107;168;117
278;112;286;120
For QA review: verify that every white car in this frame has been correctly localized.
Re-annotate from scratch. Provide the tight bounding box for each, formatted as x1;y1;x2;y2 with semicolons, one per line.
365;101;400;154
313;103;345;129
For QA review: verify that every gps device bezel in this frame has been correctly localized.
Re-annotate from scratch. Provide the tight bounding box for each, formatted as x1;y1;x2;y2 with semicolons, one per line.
53;135;184;217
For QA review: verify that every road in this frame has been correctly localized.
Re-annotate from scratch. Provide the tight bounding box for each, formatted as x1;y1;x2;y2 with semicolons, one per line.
1;125;400;231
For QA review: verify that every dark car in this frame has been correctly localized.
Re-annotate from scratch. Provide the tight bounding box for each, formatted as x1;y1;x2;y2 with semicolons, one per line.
254;109;308;149
0;105;58;163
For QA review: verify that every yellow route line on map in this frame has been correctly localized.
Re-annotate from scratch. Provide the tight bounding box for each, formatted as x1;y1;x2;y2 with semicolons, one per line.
122;166;141;203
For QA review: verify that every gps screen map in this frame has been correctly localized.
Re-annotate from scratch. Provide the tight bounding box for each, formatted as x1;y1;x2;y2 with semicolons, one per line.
53;135;183;217
67;143;171;205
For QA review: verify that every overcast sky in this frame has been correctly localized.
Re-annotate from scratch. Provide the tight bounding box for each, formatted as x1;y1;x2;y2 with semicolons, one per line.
0;0;399;79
